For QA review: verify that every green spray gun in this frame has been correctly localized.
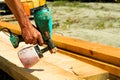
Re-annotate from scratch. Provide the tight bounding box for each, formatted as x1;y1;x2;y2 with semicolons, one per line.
10;4;56;53
8;4;57;68
33;4;56;53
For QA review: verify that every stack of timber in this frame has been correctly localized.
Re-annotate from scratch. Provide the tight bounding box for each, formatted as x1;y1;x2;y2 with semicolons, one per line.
0;21;120;80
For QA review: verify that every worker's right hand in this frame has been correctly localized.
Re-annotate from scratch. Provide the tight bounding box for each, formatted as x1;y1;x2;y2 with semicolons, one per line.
20;22;43;46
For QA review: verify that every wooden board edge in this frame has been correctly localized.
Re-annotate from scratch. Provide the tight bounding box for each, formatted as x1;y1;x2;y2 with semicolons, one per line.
57;49;120;77
0;21;21;35
0;56;39;80
52;34;120;67
0;21;119;66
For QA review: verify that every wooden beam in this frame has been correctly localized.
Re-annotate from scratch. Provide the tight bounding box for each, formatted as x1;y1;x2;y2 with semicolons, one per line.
0;21;120;66
52;34;120;67
0;32;81;80
0;21;119;66
57;49;120;77
0;21;21;35
0;32;108;80
0;56;39;80
0;21;120;77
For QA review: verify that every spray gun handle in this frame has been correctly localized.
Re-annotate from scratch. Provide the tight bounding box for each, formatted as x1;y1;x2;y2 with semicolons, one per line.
10;24;36;48
10;34;24;48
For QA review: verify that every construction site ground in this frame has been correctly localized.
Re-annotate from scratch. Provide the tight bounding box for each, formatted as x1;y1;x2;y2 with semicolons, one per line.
49;2;120;48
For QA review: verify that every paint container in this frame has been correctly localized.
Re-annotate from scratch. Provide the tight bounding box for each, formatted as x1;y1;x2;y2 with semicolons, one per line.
18;45;40;68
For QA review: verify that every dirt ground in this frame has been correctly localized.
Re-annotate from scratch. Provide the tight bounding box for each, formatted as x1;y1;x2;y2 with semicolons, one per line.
48;2;120;48
1;2;120;48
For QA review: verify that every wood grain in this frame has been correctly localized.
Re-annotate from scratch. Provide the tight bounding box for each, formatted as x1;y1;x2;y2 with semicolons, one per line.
0;21;119;79
0;32;108;80
52;34;120;67
0;21;119;67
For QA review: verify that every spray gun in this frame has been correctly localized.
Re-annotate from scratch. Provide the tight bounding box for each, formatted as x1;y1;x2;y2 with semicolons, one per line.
33;4;56;53
7;4;57;68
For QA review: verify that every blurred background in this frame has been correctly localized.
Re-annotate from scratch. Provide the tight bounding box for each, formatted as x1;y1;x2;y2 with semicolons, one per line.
0;0;120;48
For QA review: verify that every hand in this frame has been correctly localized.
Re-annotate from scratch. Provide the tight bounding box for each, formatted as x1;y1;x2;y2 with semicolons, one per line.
21;22;43;45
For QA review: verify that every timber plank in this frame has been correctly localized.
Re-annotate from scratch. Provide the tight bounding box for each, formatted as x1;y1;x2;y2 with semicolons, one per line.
0;29;109;80
42;50;109;79
58;49;120;77
0;21;120;67
52;34;120;67
0;21;21;35
0;32;79;80
0;21;119;79
0;56;39;80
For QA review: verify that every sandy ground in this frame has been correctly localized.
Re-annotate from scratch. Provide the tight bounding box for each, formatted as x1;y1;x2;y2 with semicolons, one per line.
0;2;120;48
48;2;120;48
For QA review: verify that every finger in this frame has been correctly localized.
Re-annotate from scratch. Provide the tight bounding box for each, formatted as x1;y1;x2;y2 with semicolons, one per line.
32;39;37;45
37;36;43;46
24;37;33;44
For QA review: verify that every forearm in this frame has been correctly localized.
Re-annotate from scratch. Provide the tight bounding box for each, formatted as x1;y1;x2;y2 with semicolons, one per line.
5;0;43;45
5;0;30;29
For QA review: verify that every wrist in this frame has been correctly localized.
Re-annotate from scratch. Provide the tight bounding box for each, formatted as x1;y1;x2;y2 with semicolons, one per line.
18;15;31;29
